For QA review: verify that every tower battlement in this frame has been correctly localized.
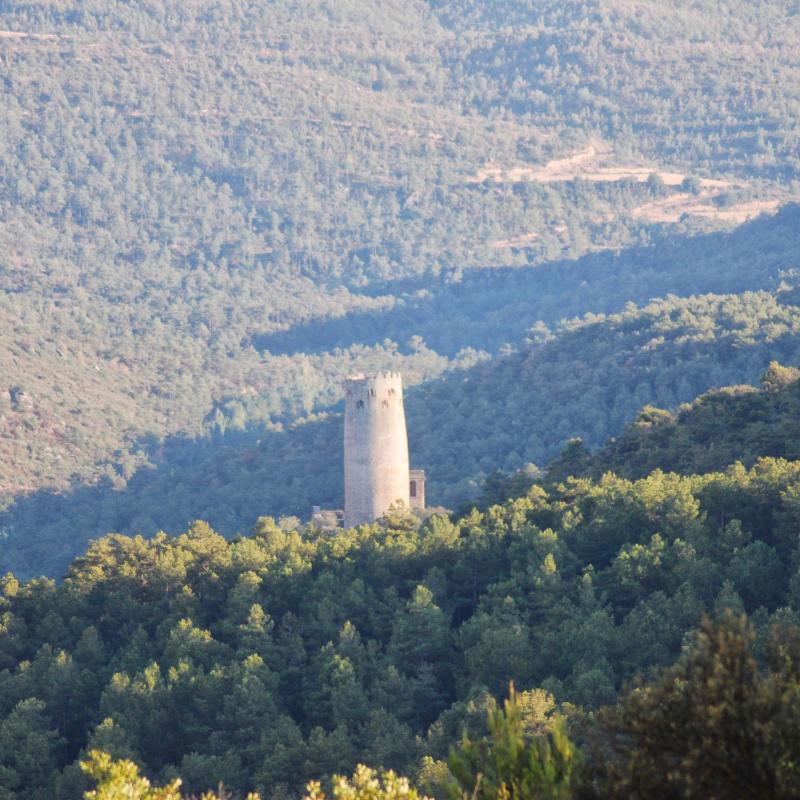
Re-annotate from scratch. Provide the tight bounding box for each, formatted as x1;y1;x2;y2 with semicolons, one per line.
345;371;403;385
344;372;404;413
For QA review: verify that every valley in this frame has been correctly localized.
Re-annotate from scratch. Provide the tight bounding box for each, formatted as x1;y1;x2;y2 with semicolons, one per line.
2;1;800;796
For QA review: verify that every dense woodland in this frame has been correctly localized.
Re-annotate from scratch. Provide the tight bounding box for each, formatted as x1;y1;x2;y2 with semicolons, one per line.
2;0;800;554
5;371;800;796
72;618;800;799
4;1;800;797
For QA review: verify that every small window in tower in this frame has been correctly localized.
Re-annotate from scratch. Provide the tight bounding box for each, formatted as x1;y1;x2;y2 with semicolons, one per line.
382;399;388;408
410;480;417;497
356;400;364;409
388;388;396;396
370;388;376;397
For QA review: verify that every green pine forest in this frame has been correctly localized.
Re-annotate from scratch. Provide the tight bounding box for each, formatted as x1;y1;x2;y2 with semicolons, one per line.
5;369;800;797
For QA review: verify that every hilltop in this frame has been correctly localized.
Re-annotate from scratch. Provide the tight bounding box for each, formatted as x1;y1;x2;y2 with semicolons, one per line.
564;361;800;481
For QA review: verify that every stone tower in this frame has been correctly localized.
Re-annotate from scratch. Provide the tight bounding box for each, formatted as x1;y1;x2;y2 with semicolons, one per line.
343;371;410;527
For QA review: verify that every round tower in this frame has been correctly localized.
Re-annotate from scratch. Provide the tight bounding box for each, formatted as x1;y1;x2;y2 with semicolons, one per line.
343;371;410;527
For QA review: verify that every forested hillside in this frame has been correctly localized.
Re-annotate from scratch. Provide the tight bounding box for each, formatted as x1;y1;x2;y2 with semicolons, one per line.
7;280;800;579
3;204;800;579
580;361;800;480
2;0;799;516
480;360;800;504
4;431;800;796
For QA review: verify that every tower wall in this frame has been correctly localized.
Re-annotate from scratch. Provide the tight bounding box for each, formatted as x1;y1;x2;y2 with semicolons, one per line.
343;372;410;527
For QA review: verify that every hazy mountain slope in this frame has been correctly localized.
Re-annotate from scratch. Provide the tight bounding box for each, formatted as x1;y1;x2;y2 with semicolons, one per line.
433;0;800;177
2;0;799;506
249;204;800;361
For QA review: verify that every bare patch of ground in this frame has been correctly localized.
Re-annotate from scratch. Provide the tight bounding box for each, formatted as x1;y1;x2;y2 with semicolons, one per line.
493;232;540;249
466;139;730;189
0;30;58;40
470;139;790;231
632;195;782;224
